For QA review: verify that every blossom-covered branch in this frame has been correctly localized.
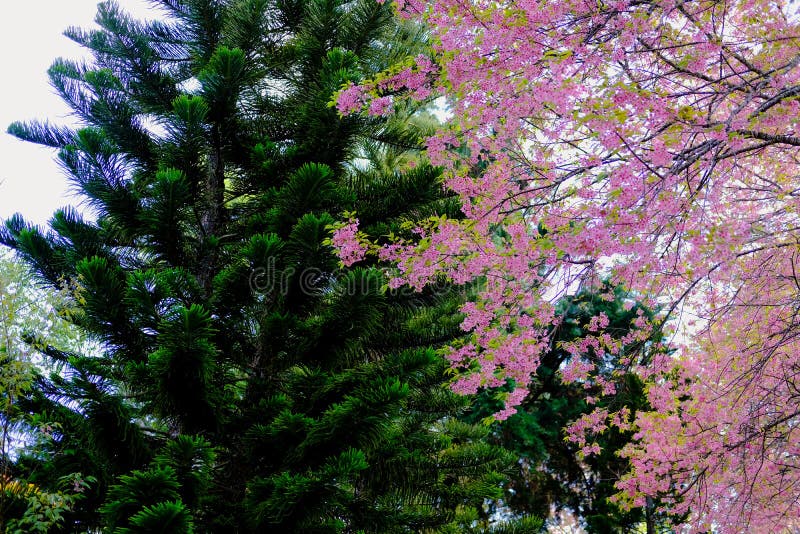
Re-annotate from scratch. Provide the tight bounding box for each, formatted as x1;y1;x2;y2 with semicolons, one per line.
336;0;800;530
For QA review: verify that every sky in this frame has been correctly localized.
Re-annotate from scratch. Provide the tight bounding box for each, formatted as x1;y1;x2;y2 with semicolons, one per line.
0;1;155;227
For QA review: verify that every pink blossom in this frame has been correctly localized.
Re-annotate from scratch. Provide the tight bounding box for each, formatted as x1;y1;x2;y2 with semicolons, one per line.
330;218;366;266
339;0;800;529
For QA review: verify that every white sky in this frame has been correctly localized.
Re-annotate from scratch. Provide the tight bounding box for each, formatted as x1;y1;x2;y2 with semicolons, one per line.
0;1;156;228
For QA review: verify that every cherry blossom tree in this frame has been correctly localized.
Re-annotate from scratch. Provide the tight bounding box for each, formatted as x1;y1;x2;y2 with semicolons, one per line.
336;0;800;531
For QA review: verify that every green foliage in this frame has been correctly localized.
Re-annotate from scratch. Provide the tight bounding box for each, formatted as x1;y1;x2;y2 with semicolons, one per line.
124;501;194;533
4;478;81;534
100;467;183;528
97;434;213;532
153;435;215;509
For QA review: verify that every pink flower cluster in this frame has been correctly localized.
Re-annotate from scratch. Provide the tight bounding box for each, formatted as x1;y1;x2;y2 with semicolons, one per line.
330;218;366;266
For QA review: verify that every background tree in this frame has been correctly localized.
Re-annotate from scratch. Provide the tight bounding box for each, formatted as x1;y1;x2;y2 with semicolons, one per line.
465;285;673;533
336;0;800;530
2;1;539;532
0;248;94;532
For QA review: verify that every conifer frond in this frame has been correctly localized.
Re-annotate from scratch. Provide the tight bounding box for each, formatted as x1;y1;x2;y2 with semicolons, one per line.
6;120;76;149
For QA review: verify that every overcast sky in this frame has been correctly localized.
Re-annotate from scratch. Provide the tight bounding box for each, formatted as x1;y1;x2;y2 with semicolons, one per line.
0;1;155;227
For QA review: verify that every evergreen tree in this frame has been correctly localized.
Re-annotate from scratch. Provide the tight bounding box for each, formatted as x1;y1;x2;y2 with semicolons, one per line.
3;1;537;531
466;285;669;533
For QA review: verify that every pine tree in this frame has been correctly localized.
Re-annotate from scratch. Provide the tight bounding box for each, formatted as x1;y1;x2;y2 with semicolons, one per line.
3;1;537;531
